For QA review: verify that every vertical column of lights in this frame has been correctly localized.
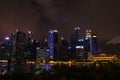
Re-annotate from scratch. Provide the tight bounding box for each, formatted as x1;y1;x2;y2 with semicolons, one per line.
12;33;16;61
48;29;54;60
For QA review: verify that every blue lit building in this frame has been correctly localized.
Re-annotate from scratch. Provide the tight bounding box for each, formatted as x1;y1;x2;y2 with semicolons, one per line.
48;29;59;60
90;34;99;55
48;29;54;60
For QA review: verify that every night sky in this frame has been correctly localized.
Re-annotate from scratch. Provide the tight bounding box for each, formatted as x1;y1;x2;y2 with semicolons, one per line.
0;0;120;44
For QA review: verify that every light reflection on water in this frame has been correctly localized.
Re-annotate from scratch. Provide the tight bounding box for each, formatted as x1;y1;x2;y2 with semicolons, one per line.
0;63;53;75
0;63;74;75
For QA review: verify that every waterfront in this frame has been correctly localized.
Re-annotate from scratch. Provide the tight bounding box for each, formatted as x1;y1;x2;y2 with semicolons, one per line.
0;60;120;75
0;61;120;80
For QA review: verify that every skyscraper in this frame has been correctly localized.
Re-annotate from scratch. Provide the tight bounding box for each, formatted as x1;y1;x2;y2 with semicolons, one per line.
25;30;37;61
48;29;54;60
0;37;12;59
53;30;58;46
53;30;59;60
48;29;59;60
71;27;80;47
83;38;90;60
59;37;69;61
82;29;91;60
15;30;26;61
71;27;80;59
86;29;91;38
90;34;99;55
27;30;33;44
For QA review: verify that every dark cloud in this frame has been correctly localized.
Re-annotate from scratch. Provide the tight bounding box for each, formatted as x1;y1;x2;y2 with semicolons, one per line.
0;0;120;43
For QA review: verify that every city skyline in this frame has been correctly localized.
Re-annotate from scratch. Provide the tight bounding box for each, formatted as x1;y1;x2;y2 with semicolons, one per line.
0;0;120;44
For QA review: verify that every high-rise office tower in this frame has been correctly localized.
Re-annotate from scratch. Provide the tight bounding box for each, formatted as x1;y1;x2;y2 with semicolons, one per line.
83;37;90;60
59;37;68;60
0;37;12;59
15;30;26;61
48;29;59;60
84;38;90;51
53;30;58;46
86;29;91;38
71;27;80;59
27;30;33;44
71;27;80;46
81;29;91;60
53;30;59;60
90;34;99;55
48;29;54;60
25;30;37;61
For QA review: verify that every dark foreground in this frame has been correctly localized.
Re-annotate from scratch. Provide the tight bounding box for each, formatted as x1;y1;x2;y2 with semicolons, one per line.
0;62;120;80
